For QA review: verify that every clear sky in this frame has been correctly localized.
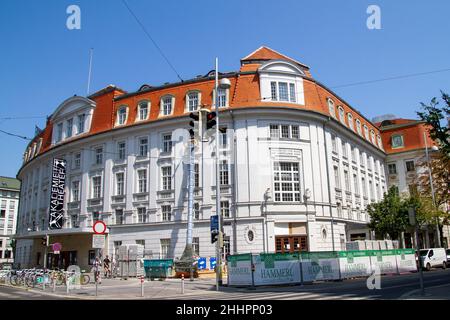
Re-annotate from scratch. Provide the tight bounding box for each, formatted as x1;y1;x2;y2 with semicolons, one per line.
1;0;449;178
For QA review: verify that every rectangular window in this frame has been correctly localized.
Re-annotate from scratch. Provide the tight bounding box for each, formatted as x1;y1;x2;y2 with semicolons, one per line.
221;200;230;218
192;237;200;256
162;134;172;153
331;135;337;153
273;162;300;202
92;176;102;199
219;127;227;148
77;114;85;134
217;89;226;107
163;97;172;115
392;135;404;148
342;141;348;158
193;203;200;220
289;83;296;103
160;239;171;258
219;160;229;185
95;147;103;165
118;142;126;160
405;160;415;172
270;82;277;100
388;163;397;175
352;147;358;163
139;137;148;157
278;82;289;101
188;92;199;111
162;166;172;190
115;209;123;225
369;180;374;200
362;177;367;197
138;207;147;223
162;205;172;221
270;124;279;139
137;169;147;193
281;125;289;138
66;118;73;138
57;123;63;142
360;153;365;167
71;215;79;228
139;103;148;120
353;174;359;195
334;166;341;189
93;211;101;222
74;153;81;169
135;240;145;247
194;163;199;188
344;170;350;192
291;126;299;139
71;181;80;201
116;172;124;196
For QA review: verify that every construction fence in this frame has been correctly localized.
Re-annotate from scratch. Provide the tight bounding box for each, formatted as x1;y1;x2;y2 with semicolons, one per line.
227;249;417;286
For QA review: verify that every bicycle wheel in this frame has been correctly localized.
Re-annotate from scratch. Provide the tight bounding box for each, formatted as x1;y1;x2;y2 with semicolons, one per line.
80;274;90;285
9;275;18;286
26;276;36;288
56;274;65;286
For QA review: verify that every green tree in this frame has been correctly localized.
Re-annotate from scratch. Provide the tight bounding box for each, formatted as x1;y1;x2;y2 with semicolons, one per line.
417;91;450;158
367;186;409;240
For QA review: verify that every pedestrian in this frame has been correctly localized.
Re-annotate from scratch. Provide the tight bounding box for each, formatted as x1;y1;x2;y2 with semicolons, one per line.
93;256;102;284
103;255;111;278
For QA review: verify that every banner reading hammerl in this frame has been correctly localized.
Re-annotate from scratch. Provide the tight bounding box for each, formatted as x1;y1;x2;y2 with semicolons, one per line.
49;158;67;229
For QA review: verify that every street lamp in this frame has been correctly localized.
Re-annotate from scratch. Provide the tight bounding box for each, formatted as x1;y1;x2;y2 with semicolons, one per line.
423;132;441;247
214;57;231;291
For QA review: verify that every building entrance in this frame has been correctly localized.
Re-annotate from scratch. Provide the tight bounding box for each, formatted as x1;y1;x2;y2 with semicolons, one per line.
275;235;307;253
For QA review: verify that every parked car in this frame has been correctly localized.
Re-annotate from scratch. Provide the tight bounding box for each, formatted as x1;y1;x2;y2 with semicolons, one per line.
417;248;447;271
446;249;450;266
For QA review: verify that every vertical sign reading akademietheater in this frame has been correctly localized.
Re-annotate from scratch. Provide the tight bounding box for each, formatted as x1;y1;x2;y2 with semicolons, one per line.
49;158;67;229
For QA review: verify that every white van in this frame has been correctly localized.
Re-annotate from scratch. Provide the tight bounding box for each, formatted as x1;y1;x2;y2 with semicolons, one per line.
418;248;447;271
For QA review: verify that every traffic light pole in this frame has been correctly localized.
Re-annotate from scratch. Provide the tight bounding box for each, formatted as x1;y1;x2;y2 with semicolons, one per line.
43;234;49;269
214;57;223;291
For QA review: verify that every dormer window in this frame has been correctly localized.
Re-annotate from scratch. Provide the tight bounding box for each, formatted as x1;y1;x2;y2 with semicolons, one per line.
186;91;200;112
348;113;354;131
56;123;63;142
338;106;345;125
138;101;149;121
363;124;369;140
161;95;174;116
327;99;335;118
377;135;383;149
117;106;128;125
66;118;73;138
77;114;85;134
356;119;362;135
391;134;404;148
370;130;376;144
269;81;296;103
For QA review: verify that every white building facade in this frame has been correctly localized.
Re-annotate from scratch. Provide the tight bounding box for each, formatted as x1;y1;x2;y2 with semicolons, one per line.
0;177;20;266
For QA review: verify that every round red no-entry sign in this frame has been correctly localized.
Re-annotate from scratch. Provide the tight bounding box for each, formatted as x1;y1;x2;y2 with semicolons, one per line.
93;221;107;234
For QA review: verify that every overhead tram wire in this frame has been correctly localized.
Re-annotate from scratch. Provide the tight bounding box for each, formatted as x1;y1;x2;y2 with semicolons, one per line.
121;0;184;83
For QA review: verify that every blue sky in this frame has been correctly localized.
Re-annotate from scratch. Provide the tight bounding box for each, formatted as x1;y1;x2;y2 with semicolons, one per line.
1;0;449;178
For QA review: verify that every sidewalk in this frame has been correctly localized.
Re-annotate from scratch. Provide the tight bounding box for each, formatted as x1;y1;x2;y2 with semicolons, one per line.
401;283;450;300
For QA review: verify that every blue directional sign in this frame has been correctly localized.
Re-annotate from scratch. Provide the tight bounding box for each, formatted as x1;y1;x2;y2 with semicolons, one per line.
209;257;216;270
198;257;207;270
210;215;219;232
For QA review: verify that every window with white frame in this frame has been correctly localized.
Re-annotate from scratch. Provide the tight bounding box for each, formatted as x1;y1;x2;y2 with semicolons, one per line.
331;134;337;153
160;239;171;258
138;207;147;223
391;134;404;148
355;119;362;135
363;125;369;140
117;141;126;160
192;237;200;255
405;160;415;172
342;141;348;158
328;98;335;117
193;202;200;220
353;174;359;195
362;177;367;197
115;209;124;225
161;205;171;221
369;180;374;200
194;163;199;188
92;176;102;199
360;152;365;167
138;101;149;121
116;172;124;195
117;107;127;125
71;181;80;201
74;153;81;169
352;147;358;163
377;135;383;149
388;163;397;175
269;124;300;140
333;166;341;189
162;134;172;153
77;114;85;134
217;88;227;107
95;147;103;165
56;123;63;142
138;137;148;157
137;169;147;193
221;200;230;218
219;160;229;185
219;127;228;148
348;113;354;130
270;81;296;102
161;96;173;115
66;118;73;138
162;166;172;190
370;130;376;144
273;162;300;202
187;91;200;112
344;169;350;192
338;106;345;124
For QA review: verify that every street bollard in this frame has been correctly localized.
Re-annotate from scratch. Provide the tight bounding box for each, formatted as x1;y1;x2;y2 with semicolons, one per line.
42;279;45;291
52;277;56;293
140;276;144;297
181;274;185;294
95;280;98;297
66;276;70;294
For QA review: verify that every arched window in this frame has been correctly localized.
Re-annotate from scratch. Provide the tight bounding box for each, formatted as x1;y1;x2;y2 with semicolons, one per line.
160;95;174;116
137;101;149;121
377;135;383;149
327;98;335;118
356;119;362;136
117;106;128;125
338;106;345;124
348;113;354;131
186;91;201;112
370;130;376;144
363;124;369;140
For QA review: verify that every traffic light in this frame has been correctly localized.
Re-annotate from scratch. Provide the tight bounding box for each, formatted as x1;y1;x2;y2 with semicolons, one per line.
211;230;219;244
205;111;217;130
189;112;199;140
41;235;49;246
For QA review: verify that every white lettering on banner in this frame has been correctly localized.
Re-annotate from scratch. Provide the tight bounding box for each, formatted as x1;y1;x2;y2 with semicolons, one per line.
301;258;340;282
48;158;66;229
253;255;301;286
227;254;253;286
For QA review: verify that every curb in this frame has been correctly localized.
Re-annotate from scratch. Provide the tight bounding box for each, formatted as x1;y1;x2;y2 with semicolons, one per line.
400;283;450;300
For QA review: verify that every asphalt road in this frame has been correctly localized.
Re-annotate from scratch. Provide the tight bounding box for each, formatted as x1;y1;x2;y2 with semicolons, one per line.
0;268;449;300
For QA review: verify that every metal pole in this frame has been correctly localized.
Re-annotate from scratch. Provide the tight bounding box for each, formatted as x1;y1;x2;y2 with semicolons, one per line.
187;140;195;281
87;48;93;95
423;132;441;247
415;224;425;296
43;234;48;269
214;57;223;291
